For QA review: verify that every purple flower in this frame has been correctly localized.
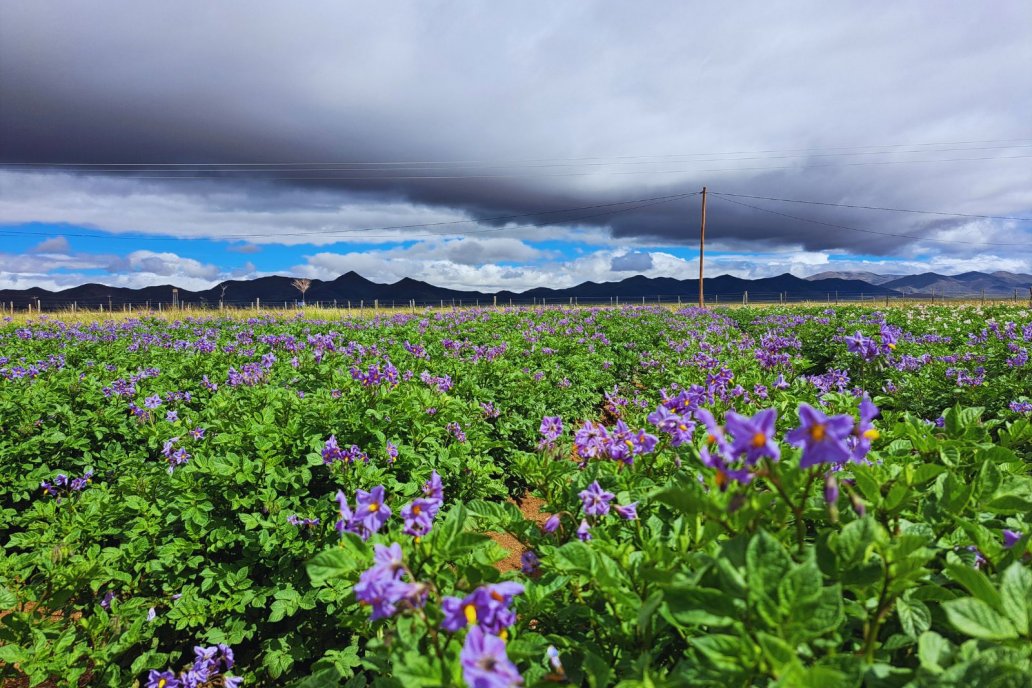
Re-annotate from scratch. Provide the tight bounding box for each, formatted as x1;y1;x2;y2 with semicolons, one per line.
144;395;162;409
578;481;615;517
539;416;563;446
386;440;398;463
401;498;441;537
786;403;854;468
824;472;839;505
322;435;342;464
573;421;609;461
288;514;320;528
442;583;524;634
846;331;879;360
334;490;355;536
460;625;524;688
647;406;694;446
725;408;780;464
353;485;391;537
848;397;880;463
1003;529;1022;549
146;670;180;688
423;470;444;501
165;410;178;422
446;421;467;443
613;502;638;520
696;408;733;458
189;427;205;440
541;514;561;534
576;519;592;541
699;444;753;490
520;550;540;575
354;544;410;620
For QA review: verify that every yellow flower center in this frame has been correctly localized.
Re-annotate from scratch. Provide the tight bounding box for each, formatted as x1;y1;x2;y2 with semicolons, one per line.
368;503;379;512
158;681;167;688
810;424;826;441
464;604;477;624
678;423;688;431
491;590;504;602
412;505;422;516
751;431;766;448
887;343;896;350
706;433;718;444
714;469;728;489
499;629;509;642
863;428;880;440
625;439;634;448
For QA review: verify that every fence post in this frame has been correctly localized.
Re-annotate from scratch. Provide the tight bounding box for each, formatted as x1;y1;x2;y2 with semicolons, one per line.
744;290;748;306
493;295;497;307
374;299;379;314
981;289;985;305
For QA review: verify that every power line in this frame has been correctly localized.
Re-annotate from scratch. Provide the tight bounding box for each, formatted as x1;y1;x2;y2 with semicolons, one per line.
0;191;699;243
5;144;1031;173
3;138;1030;167
710;191;1032;222
709;194;1032;248
4;154;1028;181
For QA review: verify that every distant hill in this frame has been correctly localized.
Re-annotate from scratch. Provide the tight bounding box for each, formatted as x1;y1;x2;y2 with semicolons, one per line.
0;271;898;310
806;270;1032;297
805;271;904;285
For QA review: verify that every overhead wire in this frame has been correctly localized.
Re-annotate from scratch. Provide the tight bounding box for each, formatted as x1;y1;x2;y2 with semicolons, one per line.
2;154;1028;181
708;194;1032;248
3;137;1030;167
0;191;699;243
709;191;1032;222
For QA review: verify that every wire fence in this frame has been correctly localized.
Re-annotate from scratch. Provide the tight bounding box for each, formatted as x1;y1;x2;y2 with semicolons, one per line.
4;288;1032;315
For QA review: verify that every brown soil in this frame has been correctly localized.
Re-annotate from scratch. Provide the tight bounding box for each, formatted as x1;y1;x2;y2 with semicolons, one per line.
487;492;550;572
0;604;90;688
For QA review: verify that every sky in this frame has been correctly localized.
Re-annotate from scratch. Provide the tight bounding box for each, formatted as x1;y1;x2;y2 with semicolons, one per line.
1;1;1031;292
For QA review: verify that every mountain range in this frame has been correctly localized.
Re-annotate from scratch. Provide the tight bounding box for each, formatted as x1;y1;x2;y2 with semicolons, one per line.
806;270;1032;296
3;270;1028;311
1;271;898;310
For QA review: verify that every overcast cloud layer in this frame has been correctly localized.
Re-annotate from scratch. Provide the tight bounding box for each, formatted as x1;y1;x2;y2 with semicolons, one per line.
1;1;1031;291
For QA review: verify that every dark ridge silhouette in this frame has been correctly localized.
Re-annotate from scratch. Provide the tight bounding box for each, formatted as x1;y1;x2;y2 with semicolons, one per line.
0;271;904;309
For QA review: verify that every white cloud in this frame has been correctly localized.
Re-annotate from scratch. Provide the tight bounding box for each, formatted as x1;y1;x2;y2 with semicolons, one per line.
611;251;654;271
29;236;70;254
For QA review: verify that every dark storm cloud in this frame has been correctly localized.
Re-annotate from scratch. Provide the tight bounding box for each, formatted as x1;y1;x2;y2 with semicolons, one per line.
1;1;1031;259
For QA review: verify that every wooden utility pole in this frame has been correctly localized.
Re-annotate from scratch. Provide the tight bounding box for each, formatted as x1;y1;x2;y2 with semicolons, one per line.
698;186;707;308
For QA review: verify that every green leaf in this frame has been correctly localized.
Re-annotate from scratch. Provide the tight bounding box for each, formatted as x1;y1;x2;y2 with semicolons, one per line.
746;530;792;626
945;562;1002;611
690;634;751;672
663;585;741;628
0;586;17;610
916;631;950;674
999;562;1031;636
943;597;1019;640
756;632;798;675
582;649;613;688
307;540;369;587
896;596;931;638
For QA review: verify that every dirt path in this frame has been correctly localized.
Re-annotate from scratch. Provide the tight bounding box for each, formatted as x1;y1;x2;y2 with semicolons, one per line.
488;492;550;572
